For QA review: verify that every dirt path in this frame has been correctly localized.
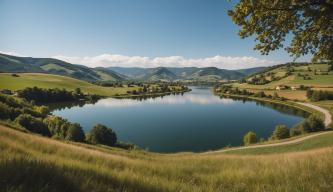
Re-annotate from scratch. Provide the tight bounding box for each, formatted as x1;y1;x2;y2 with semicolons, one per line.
207;102;332;154
296;102;332;126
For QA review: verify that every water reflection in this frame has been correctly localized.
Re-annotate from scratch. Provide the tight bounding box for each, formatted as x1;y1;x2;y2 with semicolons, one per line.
220;96;309;118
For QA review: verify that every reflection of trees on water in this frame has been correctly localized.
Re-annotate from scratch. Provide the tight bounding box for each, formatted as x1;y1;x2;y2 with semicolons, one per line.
221;96;310;118
48;92;185;111
117;92;184;101
47;100;98;111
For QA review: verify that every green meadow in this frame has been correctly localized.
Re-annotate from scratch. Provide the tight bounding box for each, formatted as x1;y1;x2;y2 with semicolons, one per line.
0;73;137;96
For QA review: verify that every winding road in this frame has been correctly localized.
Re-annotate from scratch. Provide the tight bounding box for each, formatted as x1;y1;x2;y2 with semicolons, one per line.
208;102;332;154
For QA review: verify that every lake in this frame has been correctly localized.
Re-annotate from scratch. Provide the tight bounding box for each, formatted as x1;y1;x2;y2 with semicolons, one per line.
52;87;308;153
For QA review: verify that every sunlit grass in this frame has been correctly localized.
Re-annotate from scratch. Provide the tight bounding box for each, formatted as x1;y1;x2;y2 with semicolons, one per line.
1;125;333;191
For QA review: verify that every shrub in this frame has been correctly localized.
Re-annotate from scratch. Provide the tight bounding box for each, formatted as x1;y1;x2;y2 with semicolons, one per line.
270;125;290;140
15;114;50;136
0;102;11;120
65;123;85;142
291;115;325;134
243;131;257;145
300;115;325;133
34;105;49;117
87;124;117;146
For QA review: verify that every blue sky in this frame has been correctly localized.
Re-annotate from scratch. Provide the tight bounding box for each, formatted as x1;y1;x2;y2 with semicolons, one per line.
0;0;310;69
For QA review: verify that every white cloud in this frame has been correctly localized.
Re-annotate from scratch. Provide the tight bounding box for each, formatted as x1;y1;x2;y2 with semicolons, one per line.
52;54;279;70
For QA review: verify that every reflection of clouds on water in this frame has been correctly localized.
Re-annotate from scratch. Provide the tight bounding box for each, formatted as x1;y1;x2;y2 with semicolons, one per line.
95;93;235;108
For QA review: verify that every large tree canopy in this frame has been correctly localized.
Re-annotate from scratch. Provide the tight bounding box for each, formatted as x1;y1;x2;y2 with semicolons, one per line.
228;0;333;61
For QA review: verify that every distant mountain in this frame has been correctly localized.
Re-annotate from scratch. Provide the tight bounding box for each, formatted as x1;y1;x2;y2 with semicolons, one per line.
0;53;126;82
140;67;178;81
108;66;258;81
235;67;267;76
0;53;267;82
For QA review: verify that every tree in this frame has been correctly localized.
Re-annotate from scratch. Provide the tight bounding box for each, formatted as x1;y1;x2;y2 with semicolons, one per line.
65;123;85;142
15;114;51;136
228;1;333;61
75;88;82;95
243;131;257;145
87;124;117;146
0;102;11;120
270;125;290;140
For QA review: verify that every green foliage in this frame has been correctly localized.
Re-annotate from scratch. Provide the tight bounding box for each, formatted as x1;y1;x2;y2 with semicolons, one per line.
292;115;326;134
270;125;290;140
15;114;50;136
17;86;83;103
0;102;11;120
307;90;333;101
87;124;117;146
44;116;85;142
228;1;333;61
243;131;257;145
65;123;85;142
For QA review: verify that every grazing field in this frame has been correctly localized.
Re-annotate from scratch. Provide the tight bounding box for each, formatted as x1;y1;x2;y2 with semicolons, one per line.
1;125;333;191
0;73;138;96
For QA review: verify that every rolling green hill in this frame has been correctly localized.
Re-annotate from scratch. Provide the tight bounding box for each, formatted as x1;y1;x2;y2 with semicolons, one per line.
235;63;333;89
141;67;178;81
0;53;126;82
0;73;136;96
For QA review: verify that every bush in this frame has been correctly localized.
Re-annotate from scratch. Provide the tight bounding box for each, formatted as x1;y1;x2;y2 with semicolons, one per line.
87;124;117;146
290;115;325;135
300;115;325;133
15;114;50;136
65;123;85;142
243;131;257;145
270;125;290;140
0;102;11;120
44;116;85;142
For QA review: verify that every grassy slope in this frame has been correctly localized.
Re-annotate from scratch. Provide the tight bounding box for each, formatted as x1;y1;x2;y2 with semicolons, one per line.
224;131;333;155
1;125;333;191
232;64;333;101
0;73;137;96
236;64;333;89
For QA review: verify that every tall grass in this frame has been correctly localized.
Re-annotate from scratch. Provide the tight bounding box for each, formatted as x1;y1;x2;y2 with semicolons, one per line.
1;125;333;192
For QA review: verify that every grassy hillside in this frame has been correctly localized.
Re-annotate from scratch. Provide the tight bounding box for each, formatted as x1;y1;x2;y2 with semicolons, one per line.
238;63;333;89
0;53;125;82
0;73;136;96
231;63;333;100
1;125;333;191
224;131;333;155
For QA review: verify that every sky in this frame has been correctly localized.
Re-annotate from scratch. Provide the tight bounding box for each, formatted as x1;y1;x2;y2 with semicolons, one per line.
0;0;311;69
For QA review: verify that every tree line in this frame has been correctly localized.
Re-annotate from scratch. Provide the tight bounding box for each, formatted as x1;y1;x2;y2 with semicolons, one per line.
243;115;325;145
306;90;333;102
17;87;100;103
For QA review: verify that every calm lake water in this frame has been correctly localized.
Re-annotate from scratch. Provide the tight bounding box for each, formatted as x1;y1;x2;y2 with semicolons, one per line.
52;87;308;153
